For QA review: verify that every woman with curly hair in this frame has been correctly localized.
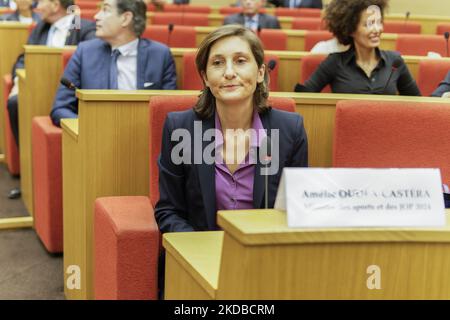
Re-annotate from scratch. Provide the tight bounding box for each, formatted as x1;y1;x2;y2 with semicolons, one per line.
296;0;421;96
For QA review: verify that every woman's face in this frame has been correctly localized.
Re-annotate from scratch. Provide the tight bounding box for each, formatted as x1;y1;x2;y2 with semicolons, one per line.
202;36;265;107
352;5;383;50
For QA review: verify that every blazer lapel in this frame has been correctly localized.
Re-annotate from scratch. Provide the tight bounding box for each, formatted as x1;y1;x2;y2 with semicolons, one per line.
258;14;266;28
136;39;147;89
196;114;217;229
253;111;270;209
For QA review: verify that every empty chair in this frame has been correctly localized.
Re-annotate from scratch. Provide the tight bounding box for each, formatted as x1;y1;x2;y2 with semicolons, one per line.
94;95;297;299
436;23;450;35
2;75;20;176
300;54;331;92
304;30;333;51
151;12;209;26
182;51;280;92
333;100;450;187
396;34;448;57
142;25;196;48
383;21;421;34
275;8;321;18
416;59;450;96
291;17;324;30
258;29;287;50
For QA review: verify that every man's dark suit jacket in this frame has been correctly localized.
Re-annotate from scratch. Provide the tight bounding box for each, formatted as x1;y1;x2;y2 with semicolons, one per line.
269;0;323;9
50;38;177;126
223;13;281;29
431;71;450;97
12;16;96;77
155;108;308;233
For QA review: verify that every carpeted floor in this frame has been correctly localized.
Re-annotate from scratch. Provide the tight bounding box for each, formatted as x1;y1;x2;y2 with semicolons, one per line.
0;163;65;299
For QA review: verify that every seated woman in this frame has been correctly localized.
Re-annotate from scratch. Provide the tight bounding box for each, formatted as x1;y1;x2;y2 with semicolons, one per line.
1;0;40;23
155;24;308;234
295;0;421;96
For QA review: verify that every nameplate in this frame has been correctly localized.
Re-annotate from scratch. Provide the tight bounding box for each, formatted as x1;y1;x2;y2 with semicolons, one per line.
274;168;446;228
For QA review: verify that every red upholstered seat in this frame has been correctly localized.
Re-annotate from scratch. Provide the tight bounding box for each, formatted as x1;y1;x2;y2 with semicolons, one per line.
383;21;421;34
300;54;331;92
333;100;450;186
3;74;20;176
219;6;267;15
142;25;196;48
75;1;100;10
436;23;450;35
396;34;448;56
62;49;76;68
181;51;280;92
94;95;296;299
275;8;321;18
258;29;287;50
32;117;63;253
80;9;97;21
147;4;211;13
291;17;325;30
304;30;333;51
417;59;450;96
151;12;210;26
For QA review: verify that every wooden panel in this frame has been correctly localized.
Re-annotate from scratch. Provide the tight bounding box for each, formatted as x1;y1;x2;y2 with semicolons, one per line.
0;23;29;154
18;46;69;215
61;119;86;299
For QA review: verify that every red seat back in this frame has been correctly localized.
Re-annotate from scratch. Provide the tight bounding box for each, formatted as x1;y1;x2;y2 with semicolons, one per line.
259;29;287;50
80;9;97;21
75;1;100;10
291;17;325;30
181;52;280;92
142;25;196;48
151;12;209;26
333;100;450;185
417;59;450;96
62;49;76;69
149;96;296;206
383;21;421;34
147;4;211;13
219;7;267;15
275;8;321;18
300;54;331;92
304;30;333;51
436;23;450;35
396;34;447;56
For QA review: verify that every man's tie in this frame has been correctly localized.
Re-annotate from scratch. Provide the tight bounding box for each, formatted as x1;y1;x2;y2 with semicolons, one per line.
109;49;121;90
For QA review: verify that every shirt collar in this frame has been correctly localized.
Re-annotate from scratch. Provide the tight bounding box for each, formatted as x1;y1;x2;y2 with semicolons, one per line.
112;38;139;57
52;14;74;31
342;44;386;66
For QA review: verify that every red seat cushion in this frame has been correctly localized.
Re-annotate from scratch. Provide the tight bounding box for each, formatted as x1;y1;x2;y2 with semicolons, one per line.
142;25;196;48
396;34;448;56
259;29;287;51
292;17;325;30
300;54;331;92
152;12;210;26
417;59;450;96
383;21;421;34
333;100;450;186
32;116;63;253
94;196;160;300
304;30;333;51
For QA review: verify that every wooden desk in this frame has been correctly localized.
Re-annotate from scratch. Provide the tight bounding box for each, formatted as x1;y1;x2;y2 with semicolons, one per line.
0;22;29;154
61;91;446;299
164;209;450;299
18;45;74;216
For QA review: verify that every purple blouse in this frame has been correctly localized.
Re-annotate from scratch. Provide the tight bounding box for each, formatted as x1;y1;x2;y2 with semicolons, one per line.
215;110;266;211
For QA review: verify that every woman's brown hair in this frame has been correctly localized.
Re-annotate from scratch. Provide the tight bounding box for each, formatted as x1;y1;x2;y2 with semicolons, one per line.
325;0;388;46
194;24;270;119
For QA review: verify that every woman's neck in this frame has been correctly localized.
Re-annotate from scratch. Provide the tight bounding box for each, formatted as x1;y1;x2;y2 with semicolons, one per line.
216;100;254;132
354;43;377;64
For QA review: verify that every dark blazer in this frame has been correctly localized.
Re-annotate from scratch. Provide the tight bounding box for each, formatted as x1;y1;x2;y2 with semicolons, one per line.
0;11;41;22
155;108;308;233
223;13;281;29
269;0;323;8
431;71;450;97
12;17;96;77
50;38;177;126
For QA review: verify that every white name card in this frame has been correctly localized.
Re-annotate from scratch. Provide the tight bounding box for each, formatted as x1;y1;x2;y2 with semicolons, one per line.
274;168;446;228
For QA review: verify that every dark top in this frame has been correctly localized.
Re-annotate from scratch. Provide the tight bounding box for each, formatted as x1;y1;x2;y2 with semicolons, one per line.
155;108;308;233
431;71;450;97
299;46;421;96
